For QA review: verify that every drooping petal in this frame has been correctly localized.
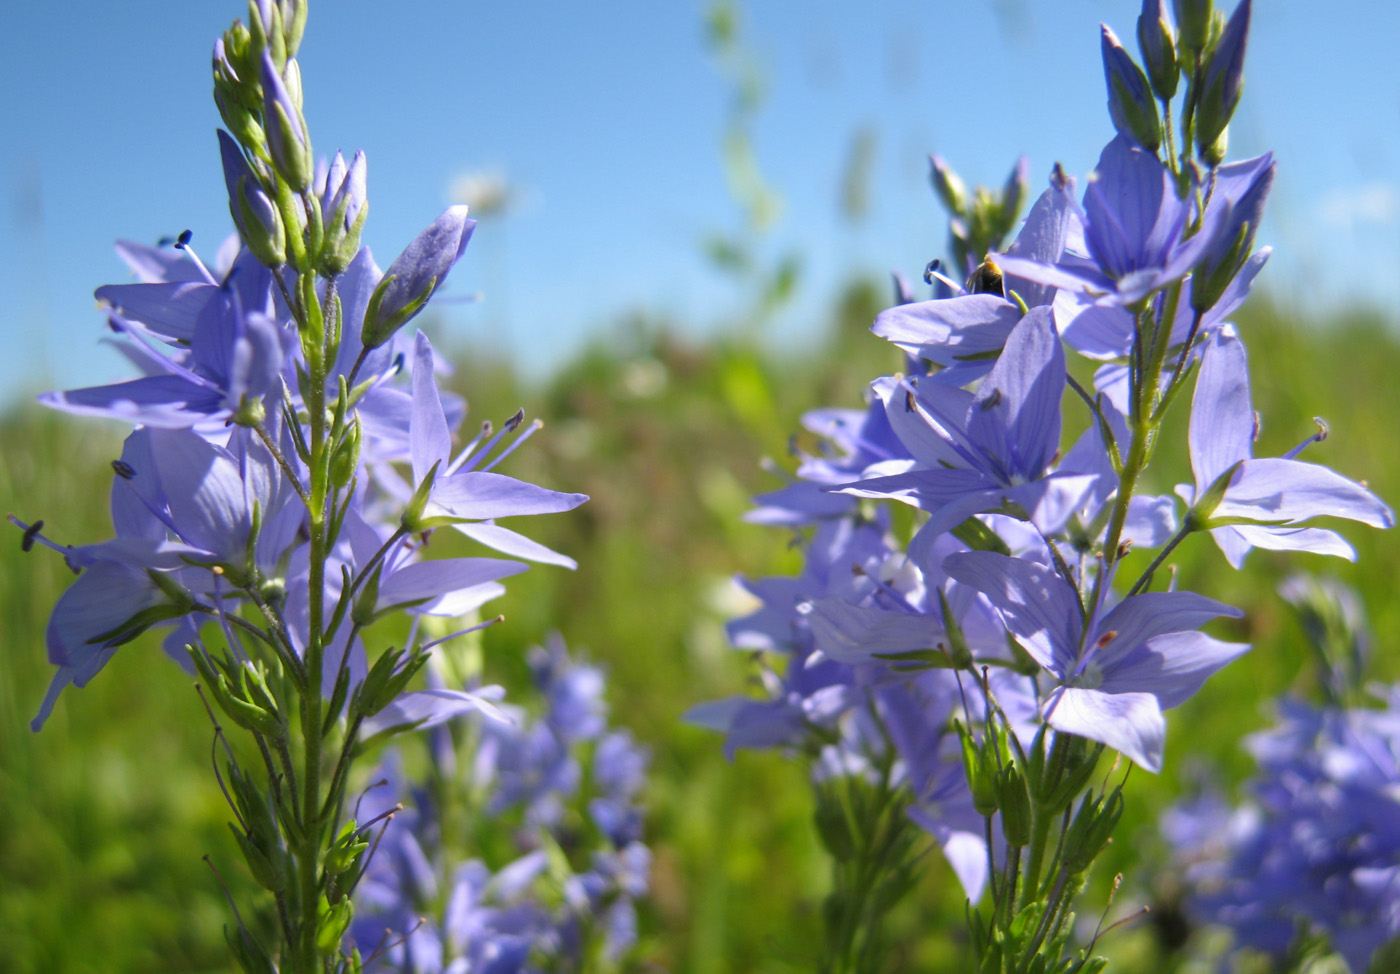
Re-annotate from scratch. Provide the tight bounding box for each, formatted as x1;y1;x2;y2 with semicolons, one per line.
1045;686;1167;772
454;522;578;568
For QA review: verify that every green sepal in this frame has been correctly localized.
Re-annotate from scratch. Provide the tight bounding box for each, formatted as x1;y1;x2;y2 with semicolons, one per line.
316;893;354;954
937;587;975;668
997;763;1032;847
329;419;362;490
957;720;1000;817
228;821;287;892
1184;458;1246;529
401;459;442;531
1046;742;1104;815
323;652;352;736
350;563;383;629
225;924;278;974
952;516;1013;555
361;272;437;353
812;787;857;862
325;818;369;883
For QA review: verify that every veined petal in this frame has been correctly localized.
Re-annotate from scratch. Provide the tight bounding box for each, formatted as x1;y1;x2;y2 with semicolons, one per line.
40;376;226;427
453;522;578;568
362;686;510;736
1191;328;1255;488
410;331;452;483
1226;523;1356;562
807;598;945;664
1216;458;1394;528
872;294;1020;363
992;253;1116;297
94;281;216;344
431;471;588;520
942;551;1081;677
1097;630;1250;709
968;307;1064;481
1094;590;1243;670
1045;686;1166;772
378;558;528;610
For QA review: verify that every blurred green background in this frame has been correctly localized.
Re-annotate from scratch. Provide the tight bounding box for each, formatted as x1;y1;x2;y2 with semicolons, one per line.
3;287;1397;972
4;1;1399;969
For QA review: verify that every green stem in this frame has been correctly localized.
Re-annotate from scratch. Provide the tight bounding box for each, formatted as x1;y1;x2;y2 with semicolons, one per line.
1019;734;1069;910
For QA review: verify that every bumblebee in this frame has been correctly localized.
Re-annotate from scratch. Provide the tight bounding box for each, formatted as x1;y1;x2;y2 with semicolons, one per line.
965;258;1005;298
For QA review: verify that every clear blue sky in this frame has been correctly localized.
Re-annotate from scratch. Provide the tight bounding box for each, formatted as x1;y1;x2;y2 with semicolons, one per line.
2;1;1396;405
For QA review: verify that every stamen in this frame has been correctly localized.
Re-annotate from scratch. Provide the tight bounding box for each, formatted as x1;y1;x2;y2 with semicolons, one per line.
420;615;505;651
446;421;493;476
1283;417;1329;460
172;229;219;285
480;418;541;472
21;519;44;552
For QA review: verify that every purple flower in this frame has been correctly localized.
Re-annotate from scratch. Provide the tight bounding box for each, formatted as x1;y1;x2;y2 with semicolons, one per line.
871;172;1079;384
363;208;476;350
996;136;1231;307
838;308;1096;540
401;331;587;560
944;550;1248;771
1101;24;1161;150
1178;327;1393;567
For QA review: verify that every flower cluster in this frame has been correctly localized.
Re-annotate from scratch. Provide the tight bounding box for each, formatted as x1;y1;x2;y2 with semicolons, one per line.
1165;690;1400;973
695;1;1390;969
1161;576;1400;973
17;3;588;970
351;636;650;973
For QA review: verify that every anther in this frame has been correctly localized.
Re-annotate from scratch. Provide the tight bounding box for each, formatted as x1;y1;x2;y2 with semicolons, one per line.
504;408;525;432
21;519;44;552
923;259;942;285
1095;630;1118;650
112;460;137;479
176;229;194;248
979;388;1003;411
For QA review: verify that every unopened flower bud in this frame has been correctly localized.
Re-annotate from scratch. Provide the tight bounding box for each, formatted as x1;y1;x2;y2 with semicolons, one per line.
1137;0;1179;100
1194;0;1250;160
1102;25;1162;152
362;206;475;351
1172;0;1213;56
318;150;369;274
219;131;286;267
259;52;312;192
280;0;307;56
1000;156;1030;225
1192;153;1274;311
929;154;968;215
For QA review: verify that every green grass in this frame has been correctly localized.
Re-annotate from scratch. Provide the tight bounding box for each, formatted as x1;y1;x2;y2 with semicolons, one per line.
1;285;1395;972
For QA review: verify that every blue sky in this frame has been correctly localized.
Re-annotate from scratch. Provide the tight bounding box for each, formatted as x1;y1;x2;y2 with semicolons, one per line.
1;0;1396;405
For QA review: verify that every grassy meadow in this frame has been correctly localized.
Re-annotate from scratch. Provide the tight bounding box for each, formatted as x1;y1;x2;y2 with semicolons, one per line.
2;282;1397;973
